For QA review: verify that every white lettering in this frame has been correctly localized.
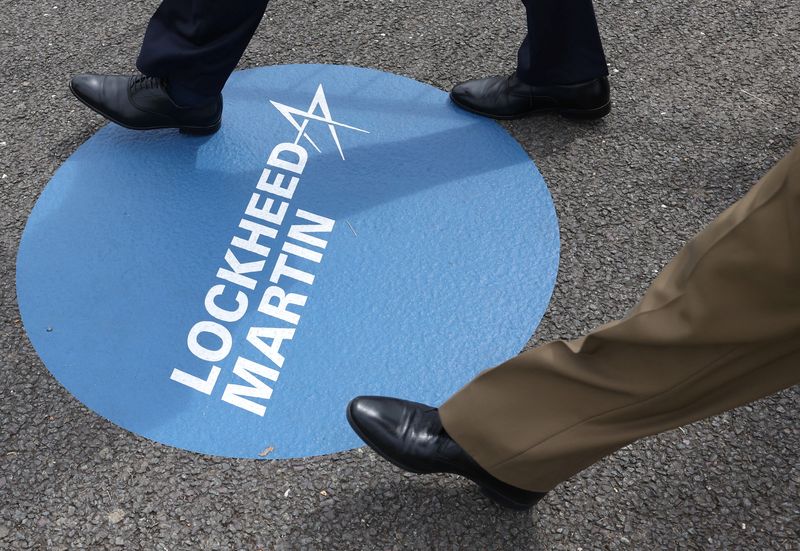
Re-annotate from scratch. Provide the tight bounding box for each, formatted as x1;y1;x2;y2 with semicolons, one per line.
221;357;280;416
187;320;232;363
173;130;339;412
231;218;277;258
283;241;322;263
267;142;308;175
216;249;265;291
270;253;315;285
170;365;221;395
258;286;307;326
257;168;299;200
246;326;295;368
245;192;288;225
204;284;248;323
288;209;335;249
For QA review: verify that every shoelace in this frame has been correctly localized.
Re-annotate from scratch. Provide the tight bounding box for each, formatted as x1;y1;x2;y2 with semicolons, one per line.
131;75;165;93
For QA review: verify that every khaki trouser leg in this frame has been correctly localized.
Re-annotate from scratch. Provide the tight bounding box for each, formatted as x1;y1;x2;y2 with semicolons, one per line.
440;143;800;493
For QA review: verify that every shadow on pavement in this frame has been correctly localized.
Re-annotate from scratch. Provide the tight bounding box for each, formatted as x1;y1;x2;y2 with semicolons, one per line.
285;474;544;550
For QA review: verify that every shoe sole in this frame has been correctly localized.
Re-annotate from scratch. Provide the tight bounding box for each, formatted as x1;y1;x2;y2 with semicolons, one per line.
345;402;537;510
68;81;222;136
449;93;611;121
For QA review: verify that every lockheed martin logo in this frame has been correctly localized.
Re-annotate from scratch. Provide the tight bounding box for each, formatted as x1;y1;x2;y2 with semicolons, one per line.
270;84;369;160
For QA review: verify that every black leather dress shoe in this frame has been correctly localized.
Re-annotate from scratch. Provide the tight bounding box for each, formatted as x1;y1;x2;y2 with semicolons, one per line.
450;73;610;120
69;74;222;135
347;396;546;510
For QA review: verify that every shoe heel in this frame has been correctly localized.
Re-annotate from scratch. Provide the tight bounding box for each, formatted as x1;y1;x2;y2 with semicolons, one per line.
180;120;221;136
560;101;611;120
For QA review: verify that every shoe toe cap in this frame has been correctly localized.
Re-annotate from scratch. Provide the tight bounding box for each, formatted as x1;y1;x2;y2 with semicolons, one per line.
450;76;504;111
450;81;470;98
347;396;393;435
69;74;104;103
450;80;484;105
348;396;424;445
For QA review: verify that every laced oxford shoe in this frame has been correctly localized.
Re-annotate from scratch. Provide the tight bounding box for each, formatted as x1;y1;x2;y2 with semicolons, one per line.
450;73;611;120
69;74;222;135
347;396;546;510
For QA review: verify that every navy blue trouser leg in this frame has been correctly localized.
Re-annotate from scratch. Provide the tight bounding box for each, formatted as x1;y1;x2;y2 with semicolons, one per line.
137;0;270;107
517;0;608;85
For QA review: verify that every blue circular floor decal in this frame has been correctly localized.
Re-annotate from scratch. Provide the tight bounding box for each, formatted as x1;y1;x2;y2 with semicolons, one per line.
17;64;559;459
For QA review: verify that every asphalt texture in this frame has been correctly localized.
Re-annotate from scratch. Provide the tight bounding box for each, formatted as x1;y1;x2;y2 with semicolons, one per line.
1;0;799;549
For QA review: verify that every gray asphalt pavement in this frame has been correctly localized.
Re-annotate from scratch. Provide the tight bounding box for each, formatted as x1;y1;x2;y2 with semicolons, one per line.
1;0;799;549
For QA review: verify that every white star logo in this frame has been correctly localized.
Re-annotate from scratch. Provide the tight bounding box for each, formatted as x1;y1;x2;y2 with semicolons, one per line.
270;84;369;160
